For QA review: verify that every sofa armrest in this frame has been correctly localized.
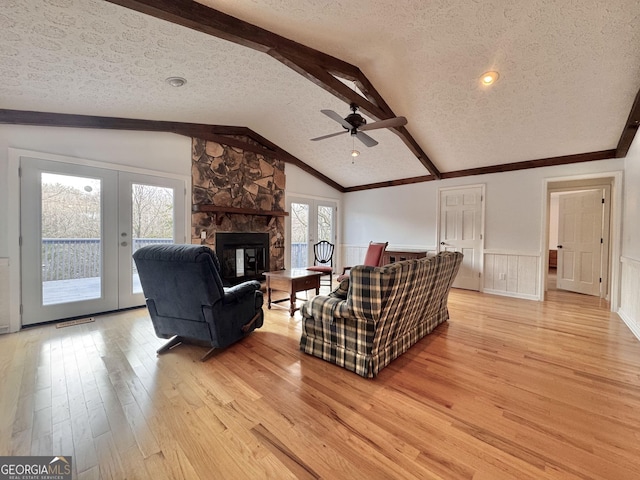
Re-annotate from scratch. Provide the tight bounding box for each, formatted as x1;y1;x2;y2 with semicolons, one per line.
301;295;349;321
223;280;261;304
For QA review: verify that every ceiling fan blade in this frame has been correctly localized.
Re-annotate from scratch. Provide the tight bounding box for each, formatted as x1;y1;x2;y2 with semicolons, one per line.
355;131;379;147
359;116;407;131
321;109;352;129
310;130;348;141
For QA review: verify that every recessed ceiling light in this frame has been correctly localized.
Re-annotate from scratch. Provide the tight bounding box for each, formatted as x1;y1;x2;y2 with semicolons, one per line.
481;71;499;86
165;76;187;87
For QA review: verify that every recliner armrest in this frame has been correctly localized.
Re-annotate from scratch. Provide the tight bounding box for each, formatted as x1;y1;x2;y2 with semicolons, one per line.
223;280;261;304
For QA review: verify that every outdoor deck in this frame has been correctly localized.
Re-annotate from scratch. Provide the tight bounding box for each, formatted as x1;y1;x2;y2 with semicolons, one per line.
42;275;142;305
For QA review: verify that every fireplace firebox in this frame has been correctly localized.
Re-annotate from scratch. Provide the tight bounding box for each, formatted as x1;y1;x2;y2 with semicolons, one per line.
215;232;269;286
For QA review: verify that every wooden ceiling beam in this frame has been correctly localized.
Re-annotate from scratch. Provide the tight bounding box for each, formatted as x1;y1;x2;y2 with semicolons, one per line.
616;87;640;158
344;149;616;192
104;0;442;179
0;109;346;192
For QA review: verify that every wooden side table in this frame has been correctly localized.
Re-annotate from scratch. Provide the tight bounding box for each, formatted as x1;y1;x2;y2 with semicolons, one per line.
383;249;428;265
263;269;322;317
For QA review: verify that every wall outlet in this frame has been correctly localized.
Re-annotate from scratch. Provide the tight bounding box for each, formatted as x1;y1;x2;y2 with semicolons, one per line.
499;272;506;280
200;230;207;240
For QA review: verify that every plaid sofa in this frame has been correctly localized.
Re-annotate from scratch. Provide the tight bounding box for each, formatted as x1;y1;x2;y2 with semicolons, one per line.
300;251;463;378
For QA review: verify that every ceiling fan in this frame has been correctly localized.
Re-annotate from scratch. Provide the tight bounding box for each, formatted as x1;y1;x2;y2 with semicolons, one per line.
310;103;407;147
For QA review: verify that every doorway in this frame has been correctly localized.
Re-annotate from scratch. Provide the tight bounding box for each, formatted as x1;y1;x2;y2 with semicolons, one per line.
20;157;186;325
287;196;337;269
545;177;614;301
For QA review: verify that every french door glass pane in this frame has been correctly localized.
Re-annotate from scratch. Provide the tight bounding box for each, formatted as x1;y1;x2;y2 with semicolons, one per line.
291;202;309;268
41;173;102;305
317;205;333;242
130;183;175;294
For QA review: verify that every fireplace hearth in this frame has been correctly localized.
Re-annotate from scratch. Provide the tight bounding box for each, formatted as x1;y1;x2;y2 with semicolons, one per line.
216;232;269;286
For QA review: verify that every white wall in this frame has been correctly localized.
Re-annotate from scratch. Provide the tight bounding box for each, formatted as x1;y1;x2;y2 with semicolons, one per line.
343;182;437;249
285;164;343;199
619;134;640;338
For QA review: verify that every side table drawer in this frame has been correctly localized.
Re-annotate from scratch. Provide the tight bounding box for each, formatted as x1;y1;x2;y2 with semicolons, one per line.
296;276;318;289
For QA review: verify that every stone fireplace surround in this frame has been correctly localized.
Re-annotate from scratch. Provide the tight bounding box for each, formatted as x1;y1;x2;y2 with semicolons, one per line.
191;137;286;279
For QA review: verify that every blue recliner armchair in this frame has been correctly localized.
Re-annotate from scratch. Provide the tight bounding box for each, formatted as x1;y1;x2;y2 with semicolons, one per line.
133;244;264;361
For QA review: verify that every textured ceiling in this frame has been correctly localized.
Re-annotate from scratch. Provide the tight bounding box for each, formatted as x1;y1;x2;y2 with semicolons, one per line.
1;0;639;188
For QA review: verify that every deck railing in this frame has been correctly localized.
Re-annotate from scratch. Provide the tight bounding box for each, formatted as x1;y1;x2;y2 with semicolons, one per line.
42;239;316;280
42;238;172;281
291;242;308;268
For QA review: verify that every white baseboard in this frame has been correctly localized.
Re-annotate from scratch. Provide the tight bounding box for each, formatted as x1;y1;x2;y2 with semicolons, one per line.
618;307;640;342
483;289;540;301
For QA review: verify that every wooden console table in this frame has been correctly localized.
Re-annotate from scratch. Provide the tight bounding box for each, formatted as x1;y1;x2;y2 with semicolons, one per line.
263;269;322;317
383;249;428;265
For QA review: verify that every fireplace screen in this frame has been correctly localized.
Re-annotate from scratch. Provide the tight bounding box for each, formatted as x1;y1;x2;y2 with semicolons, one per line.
216;232;269;285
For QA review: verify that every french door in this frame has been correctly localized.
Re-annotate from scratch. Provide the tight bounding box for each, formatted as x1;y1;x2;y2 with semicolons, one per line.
20;157;186;325
287;197;337;269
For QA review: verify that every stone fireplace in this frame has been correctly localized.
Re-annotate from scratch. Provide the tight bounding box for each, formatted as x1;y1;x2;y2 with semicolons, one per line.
191;137;286;278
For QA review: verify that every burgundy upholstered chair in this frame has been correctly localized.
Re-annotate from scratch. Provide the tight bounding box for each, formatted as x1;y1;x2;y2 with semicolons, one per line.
337;241;388;282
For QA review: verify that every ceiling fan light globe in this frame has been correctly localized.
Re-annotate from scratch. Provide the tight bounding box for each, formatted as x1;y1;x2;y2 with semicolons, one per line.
481;71;499;86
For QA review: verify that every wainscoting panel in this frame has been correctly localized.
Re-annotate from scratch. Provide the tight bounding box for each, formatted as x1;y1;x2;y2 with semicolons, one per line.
484;252;540;300
619;256;640;341
341;245;369;271
0;258;9;333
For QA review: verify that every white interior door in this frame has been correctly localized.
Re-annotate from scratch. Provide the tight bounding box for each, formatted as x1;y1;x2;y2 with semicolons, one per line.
21;158;186;325
287;197;336;269
556;189;603;296
439;186;484;290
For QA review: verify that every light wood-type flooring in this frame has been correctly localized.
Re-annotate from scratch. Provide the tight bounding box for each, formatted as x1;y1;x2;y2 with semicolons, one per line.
1;286;639;479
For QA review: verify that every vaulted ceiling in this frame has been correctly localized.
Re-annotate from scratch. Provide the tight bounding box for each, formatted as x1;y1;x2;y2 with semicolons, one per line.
1;0;639;191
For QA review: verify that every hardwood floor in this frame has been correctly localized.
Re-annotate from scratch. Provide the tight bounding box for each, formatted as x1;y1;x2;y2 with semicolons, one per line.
1;287;639;479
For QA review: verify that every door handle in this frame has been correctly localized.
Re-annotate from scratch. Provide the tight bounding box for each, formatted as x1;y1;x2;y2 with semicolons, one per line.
557;245;563;249
440;242;446;245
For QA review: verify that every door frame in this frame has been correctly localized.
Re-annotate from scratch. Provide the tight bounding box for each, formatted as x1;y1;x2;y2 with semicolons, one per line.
7;148;190;332
436;183;486;291
285;193;340;271
540;171;623;311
